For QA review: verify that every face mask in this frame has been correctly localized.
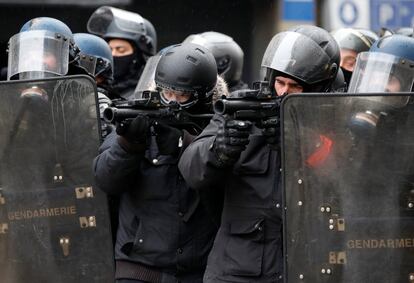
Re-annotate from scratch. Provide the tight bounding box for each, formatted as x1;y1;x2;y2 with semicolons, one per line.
342;67;353;86
113;53;136;80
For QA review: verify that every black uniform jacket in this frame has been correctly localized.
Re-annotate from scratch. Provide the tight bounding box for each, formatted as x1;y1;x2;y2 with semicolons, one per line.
93;131;219;282
178;115;284;283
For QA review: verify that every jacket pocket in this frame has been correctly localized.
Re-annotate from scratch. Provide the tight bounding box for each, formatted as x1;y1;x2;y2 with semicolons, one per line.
132;219;172;257
223;219;265;276
121;217;174;266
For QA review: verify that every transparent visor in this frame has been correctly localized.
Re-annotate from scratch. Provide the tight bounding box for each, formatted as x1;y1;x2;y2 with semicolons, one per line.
87;6;146;37
261;31;335;84
349;52;414;94
8;30;69;80
134;55;161;98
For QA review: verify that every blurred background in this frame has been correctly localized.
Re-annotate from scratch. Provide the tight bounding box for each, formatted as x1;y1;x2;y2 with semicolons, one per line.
0;0;412;83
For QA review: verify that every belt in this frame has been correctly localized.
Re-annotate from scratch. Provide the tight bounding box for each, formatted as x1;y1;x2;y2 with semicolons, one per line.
116;260;170;283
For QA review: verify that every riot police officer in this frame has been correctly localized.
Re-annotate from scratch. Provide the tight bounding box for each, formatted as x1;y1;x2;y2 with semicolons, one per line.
74;33;115;137
349;34;414;93
2;17;114;283
5;17;80;192
6;16;103;198
183;31;248;92
93;43;224;283
346;33;414;152
73;33;114;95
87;6;157;100
8;17;82;80
331;28;378;85
347;34;414;133
279;33;414;283
178;25;340;283
262;25;339;96
336;35;414;282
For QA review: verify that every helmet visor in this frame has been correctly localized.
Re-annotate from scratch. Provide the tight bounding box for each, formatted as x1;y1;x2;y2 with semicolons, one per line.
261;31;336;84
134;54;161;98
87;6;146;37
8;30;69;80
349;52;414;94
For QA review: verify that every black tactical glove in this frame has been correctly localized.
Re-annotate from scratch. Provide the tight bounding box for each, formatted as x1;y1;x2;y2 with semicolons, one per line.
116;115;149;151
214;115;252;167
257;117;280;150
153;122;183;156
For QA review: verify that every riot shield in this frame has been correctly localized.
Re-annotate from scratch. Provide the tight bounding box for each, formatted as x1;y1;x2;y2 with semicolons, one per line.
0;75;114;283
282;93;414;283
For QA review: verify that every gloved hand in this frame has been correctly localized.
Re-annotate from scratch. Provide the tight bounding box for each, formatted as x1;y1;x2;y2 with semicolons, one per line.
214;115;252;167
116;115;150;146
97;92;112;119
153;122;183;156
257;117;280;150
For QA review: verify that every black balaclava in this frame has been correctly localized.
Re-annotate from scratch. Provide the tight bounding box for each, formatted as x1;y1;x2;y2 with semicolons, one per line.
113;52;136;80
111;45;146;99
341;67;353;86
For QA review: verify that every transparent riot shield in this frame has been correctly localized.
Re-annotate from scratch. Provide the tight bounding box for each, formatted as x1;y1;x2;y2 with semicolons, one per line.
0;75;114;283
282;93;414;283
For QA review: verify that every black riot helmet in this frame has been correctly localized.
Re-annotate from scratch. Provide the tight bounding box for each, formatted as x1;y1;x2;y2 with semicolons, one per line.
261;25;340;93
8;17;81;80
183;31;243;87
73;33;113;82
331;28;377;84
87;6;157;57
155;43;217;109
357;28;380;43
331;28;377;53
